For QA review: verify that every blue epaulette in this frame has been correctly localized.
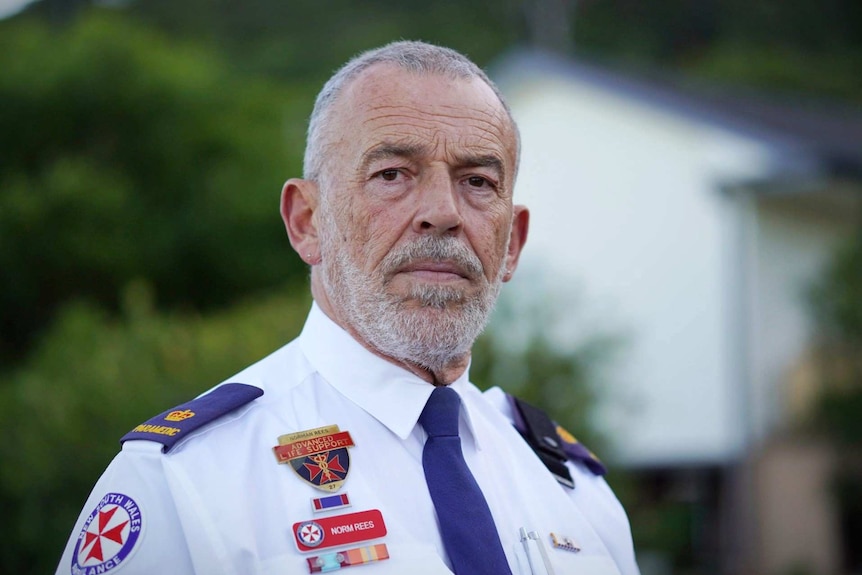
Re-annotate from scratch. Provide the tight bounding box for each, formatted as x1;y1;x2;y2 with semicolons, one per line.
507;394;607;489
121;383;263;452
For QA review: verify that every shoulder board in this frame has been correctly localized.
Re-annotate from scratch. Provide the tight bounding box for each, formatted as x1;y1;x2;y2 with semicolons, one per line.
507;394;607;488
121;383;263;453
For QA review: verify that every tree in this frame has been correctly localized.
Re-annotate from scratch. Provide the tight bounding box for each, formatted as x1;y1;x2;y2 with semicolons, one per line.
472;286;623;451
808;231;862;443
0;12;309;366
0;284;311;573
807;230;862;572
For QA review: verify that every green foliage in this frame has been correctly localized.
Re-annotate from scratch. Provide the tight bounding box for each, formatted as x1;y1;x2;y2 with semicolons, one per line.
0;284;310;573
807;229;862;571
0;12;308;365
713;0;862;51
816;389;862;446
575;0;862;102
809;233;862;346
807;231;862;447
471;291;621;451
576;0;718;64
629;502;695;566
125;0;526;81
694;42;862;102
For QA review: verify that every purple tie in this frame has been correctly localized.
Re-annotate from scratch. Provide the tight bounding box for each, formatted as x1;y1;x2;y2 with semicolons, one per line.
419;386;513;575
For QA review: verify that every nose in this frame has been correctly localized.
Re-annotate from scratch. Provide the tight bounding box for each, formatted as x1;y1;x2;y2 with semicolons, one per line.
412;170;462;235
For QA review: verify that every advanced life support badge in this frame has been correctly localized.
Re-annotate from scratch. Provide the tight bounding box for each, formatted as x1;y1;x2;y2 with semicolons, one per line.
71;492;143;575
273;425;355;492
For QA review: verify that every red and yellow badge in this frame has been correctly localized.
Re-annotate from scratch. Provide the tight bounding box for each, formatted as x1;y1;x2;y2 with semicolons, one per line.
273;425;355;492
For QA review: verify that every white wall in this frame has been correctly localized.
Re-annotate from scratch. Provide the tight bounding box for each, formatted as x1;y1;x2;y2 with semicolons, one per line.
502;74;779;466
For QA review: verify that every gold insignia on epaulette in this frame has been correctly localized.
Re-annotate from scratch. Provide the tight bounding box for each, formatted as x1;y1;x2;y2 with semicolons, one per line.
555;424;578;445
165;409;195;422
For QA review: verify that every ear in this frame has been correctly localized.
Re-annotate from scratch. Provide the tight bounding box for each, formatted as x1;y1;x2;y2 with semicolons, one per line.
503;205;529;282
281;178;321;265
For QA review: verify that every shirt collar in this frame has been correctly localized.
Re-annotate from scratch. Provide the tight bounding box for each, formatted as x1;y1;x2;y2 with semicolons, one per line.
298;302;481;445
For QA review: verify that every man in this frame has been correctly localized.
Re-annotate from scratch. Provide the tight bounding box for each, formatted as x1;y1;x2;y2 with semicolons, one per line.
57;41;639;575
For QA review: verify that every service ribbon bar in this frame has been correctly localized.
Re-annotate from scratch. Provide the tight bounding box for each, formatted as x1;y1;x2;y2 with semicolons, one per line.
273;431;356;463
306;543;390;573
312;493;351;513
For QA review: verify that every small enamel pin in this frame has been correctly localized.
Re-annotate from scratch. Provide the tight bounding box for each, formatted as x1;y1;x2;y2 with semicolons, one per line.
550;532;581;553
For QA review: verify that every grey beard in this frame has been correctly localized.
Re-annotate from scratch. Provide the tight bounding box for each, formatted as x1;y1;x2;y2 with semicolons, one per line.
319;228;504;373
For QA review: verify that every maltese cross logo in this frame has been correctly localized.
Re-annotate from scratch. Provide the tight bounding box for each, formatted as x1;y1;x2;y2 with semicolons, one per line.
303;451;347;484
80;505;129;563
72;493;142;574
289;447;351;492
297;521;324;547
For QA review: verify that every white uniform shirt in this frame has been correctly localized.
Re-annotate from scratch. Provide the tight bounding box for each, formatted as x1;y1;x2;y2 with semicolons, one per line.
57;303;640;575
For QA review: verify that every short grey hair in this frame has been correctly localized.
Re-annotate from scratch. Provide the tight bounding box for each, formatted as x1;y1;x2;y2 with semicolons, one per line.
303;40;519;184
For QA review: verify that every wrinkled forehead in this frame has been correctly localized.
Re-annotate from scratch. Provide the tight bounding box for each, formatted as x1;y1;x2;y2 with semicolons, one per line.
328;64;518;172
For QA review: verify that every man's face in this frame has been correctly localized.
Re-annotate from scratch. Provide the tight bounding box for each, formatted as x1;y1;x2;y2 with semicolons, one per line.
315;64;523;371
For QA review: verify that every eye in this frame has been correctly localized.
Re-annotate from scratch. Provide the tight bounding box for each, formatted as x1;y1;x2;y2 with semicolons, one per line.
367;167;413;197
465;175;497;190
378;169;400;181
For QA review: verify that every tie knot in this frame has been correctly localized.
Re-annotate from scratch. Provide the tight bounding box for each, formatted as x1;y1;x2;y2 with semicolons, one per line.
419;386;461;438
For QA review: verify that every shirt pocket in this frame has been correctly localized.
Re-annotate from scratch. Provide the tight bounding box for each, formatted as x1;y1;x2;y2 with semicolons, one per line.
259;543;454;575
511;540;623;575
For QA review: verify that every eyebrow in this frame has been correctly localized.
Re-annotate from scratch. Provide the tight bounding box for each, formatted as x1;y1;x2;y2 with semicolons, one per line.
454;153;504;179
360;143;428;174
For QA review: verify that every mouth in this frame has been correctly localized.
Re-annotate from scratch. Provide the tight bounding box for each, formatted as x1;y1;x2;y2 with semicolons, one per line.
380;236;484;287
396;260;471;283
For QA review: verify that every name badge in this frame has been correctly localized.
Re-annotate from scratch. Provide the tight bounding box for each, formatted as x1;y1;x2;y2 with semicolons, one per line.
293;509;387;552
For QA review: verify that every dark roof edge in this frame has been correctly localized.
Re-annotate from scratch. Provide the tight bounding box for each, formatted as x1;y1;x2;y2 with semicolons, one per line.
490;48;862;180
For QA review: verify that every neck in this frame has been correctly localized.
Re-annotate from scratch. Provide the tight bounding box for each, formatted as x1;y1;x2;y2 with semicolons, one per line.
400;353;470;386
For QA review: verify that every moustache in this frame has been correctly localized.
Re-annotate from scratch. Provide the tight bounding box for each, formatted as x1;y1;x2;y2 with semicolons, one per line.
381;236;484;280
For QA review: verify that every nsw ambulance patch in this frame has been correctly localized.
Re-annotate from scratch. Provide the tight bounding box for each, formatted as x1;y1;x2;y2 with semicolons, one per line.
71;492;143;575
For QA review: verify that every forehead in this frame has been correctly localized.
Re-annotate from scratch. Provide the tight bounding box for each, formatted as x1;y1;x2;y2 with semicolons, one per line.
330;64;517;170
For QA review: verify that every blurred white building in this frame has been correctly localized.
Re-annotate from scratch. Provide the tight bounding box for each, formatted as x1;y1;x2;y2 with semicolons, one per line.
494;50;862;575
